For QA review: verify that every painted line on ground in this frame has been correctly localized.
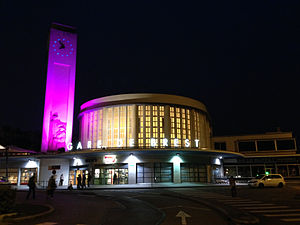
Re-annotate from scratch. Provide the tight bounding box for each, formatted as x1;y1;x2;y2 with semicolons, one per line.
231;203;275;207
264;213;300;217
219;199;251;202
281;218;300;222
240;206;289;210
249;209;300;213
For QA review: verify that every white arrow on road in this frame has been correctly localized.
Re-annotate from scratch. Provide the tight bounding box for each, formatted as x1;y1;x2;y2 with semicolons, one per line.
176;210;191;225
36;222;58;225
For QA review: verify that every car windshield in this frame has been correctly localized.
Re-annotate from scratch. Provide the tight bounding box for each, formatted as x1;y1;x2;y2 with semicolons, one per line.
255;175;265;179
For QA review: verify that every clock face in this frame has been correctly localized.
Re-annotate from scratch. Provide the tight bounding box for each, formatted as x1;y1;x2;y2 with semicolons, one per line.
52;36;74;57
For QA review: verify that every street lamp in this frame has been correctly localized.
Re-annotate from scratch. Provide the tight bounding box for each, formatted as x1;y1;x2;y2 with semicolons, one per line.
5;146;8;182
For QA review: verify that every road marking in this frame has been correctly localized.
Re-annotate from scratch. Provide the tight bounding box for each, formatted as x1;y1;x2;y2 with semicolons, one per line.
36;223;58;225
264;213;300;217
159;205;210;211
219;199;250;202
250;209;300;213
223;201;261;204
241;206;289;210
231;203;275;207
281;218;300;222
176;210;191;225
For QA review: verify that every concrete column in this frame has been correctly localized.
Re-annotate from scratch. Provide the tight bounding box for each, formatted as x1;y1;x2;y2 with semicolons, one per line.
206;165;211;183
17;168;21;186
128;162;137;184
173;161;181;183
132;105;138;148
164;105;171;146
199;115;206;148
190;109;195;147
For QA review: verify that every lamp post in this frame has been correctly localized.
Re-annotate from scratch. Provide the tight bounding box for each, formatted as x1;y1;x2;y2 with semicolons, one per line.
5;146;8;182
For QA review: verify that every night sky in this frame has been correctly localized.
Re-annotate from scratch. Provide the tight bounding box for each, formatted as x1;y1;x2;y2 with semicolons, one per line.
1;1;300;147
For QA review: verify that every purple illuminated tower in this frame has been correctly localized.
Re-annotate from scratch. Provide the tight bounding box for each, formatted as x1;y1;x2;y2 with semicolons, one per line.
41;23;77;152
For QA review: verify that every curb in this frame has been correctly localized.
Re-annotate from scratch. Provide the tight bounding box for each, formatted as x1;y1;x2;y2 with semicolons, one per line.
161;192;260;225
5;204;54;222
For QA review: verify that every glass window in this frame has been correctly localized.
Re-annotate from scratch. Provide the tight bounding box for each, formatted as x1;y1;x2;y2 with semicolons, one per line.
288;165;299;177
238;141;256;152
251;166;265;177
276;139;296;150
0;168;18;184
214;142;226;150
224;166;237;177
257;140;275;151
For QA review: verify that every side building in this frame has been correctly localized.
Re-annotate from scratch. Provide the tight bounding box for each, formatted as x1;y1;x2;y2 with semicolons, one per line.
212;131;299;178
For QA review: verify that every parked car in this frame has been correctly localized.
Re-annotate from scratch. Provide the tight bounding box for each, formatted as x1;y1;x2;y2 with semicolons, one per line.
248;174;285;188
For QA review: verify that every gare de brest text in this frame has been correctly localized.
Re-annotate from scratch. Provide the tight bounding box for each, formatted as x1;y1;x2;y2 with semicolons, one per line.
67;138;201;151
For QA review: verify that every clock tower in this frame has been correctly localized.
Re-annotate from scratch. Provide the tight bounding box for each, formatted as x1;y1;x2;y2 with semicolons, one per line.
41;23;77;152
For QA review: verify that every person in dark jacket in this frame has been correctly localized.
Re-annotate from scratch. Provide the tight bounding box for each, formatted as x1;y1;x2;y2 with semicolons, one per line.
77;174;82;189
87;173;92;187
26;173;36;200
47;175;57;199
229;176;237;197
82;174;86;189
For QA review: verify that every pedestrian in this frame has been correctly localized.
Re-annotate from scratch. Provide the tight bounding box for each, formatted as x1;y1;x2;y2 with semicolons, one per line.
59;174;64;186
82;173;86;189
47;175;57;199
229;176;237;197
68;181;73;191
113;173;117;184
87;173;92;187
77;174;82;189
26;173;36;200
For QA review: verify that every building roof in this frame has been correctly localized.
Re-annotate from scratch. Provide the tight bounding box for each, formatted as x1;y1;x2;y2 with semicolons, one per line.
80;93;208;113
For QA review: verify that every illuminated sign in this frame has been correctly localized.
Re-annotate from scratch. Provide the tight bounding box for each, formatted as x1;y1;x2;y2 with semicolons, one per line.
67;138;201;150
103;155;117;164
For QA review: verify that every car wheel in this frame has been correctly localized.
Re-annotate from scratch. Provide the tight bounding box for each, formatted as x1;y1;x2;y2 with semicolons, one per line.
278;183;283;188
259;183;264;188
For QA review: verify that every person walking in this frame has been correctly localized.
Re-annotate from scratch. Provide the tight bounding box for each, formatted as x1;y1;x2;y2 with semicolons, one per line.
87;173;92;187
47;174;57;199
77;174;82;189
82;173;86;189
26;173;36;200
59;174;64;186
229;176;237;197
113;173;117;184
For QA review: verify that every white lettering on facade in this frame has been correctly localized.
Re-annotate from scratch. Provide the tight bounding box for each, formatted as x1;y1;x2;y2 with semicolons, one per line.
76;141;82;150
150;138;157;147
87;141;92;149
67;142;73;151
174;138;179;147
129;138;135;147
195;139;199;148
97;140;102;148
163;138;168;147
185;139;190;147
117;138;123;147
69;138;203;150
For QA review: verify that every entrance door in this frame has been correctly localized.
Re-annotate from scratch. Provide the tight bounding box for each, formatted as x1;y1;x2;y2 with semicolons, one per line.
104;168;128;185
94;168;128;185
69;169;88;185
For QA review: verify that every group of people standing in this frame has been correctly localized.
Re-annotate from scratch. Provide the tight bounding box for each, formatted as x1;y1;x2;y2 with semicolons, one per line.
76;173;92;189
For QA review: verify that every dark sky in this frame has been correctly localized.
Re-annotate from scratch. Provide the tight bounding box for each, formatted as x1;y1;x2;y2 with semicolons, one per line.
1;1;300;143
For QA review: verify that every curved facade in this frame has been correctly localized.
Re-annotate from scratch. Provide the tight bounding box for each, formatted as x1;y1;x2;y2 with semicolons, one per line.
79;94;212;150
